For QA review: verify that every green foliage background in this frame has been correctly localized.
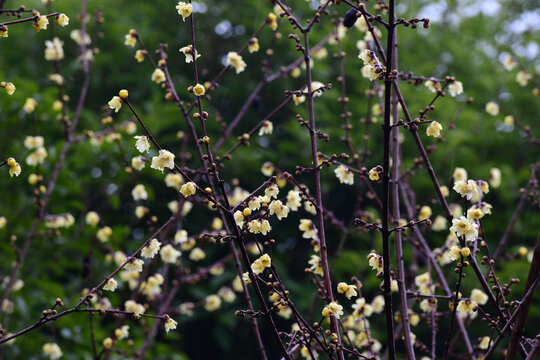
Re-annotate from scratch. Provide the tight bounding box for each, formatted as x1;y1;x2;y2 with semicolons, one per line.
0;0;539;359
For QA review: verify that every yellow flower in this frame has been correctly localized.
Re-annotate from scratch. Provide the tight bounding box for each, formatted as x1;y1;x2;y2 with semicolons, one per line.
259;120;273;136
299;219;318;240
251;253;272;274
180;182;196;197
450;216;478;242
456;299;477;317
470;289;488;305
193;83;205;96
45;37;64;61
479;336;490;350
108;96;123;113
362;65;379;81
49;74;64;85
268;200;289;220
358;49;378;66
448;81;463;97
432;216;447;231
425;80;440;93
164;317;178;333
6;157;21;177
160;244;181;263
248;37;259;53
337;282;358;299
233;210;244;227
267;13;278;30
292;93;305;105
226;51;246;74
125;300;145;314
176;2;193;21
56;13;69;27
0;25;8;38
485;101;499;116
449;246;462;261
26;147;48;166
24;136;43;149
151;68;166;83
189;247;205;261
96;226;113;242
131;156;145;171
141;238;162;259
33;15;49;32
453;179;479;200
151;149;175;172
367;252;383;272
86;211;100;226
1;82;15;95
419;206;432;220
70;29;91;45
516;71;531;86
368;167;379;181
503;55;516;70
322;301;343;319
134;136;150;153
134;49;146;63
125;30;137;47
308;255;324;276
205;294;222;311
103;278;118;292
43;343;63;360
335;165;354;185
114;325;129;340
179;45;201;63
426;121;442;137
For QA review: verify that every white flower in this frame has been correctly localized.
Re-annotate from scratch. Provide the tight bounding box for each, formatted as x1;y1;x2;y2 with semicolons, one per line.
160;244;181;263
141;238;162;259
334;165;354;185
131;184;148;201
151;149;175;172
179;45;200;63
103;278;118;292
448;81;463;97
134;136;150;153
226;51;246;74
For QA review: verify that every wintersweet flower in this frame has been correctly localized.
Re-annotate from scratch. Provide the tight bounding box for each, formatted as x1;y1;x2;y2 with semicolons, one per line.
426;121;442;137
450;216;478;242
125;300;145;314
108;96;123;113
419;206;432;220
180;182;196;197
6;158;21;178
70;29;91;45
448;81;463;97
176;2;193;21
0;25;7;38
453;179;479;200
251;254;271;275
485;101;499;116
125;30;137;47
503;55;516;70
362;65;379;81
164;317;178;332
131;184;148;201
368;167;379;181
367;252;383;272
258;120;273;136
24;136;43;149
352;297;374;317
516;71;531;86
308;255;323;276
286;190;301;211
299;219;318;240
141;238;162;259
103;278;118;291
43;343;63;360
248;37;259;53
372;295;385;313
311;81;325;96
151;68;166;83
1;82;15;95
33;15;49;32
358;49;378;66
134;49;146;62
337;282;358;299
489;168;501;188
226;51;246;74
479;336;490;350
205;294;221;311
115;325;129;340
456;299;477;318
322;301;343;319
160;244;181;263
125;258;144;272
292;93;305;105
165;173;184;190
131;156;145;171
268;200;289;220
45;37;64;61
179;45;201;63
470;289;488;305
26;147;48;166
425;80;440;93
189;247;205;262
134;136;150;153
56;13;69;27
193;83;205;96
102;337;113;349
86;211;100;226
335;165;354;185
151;149;175;172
